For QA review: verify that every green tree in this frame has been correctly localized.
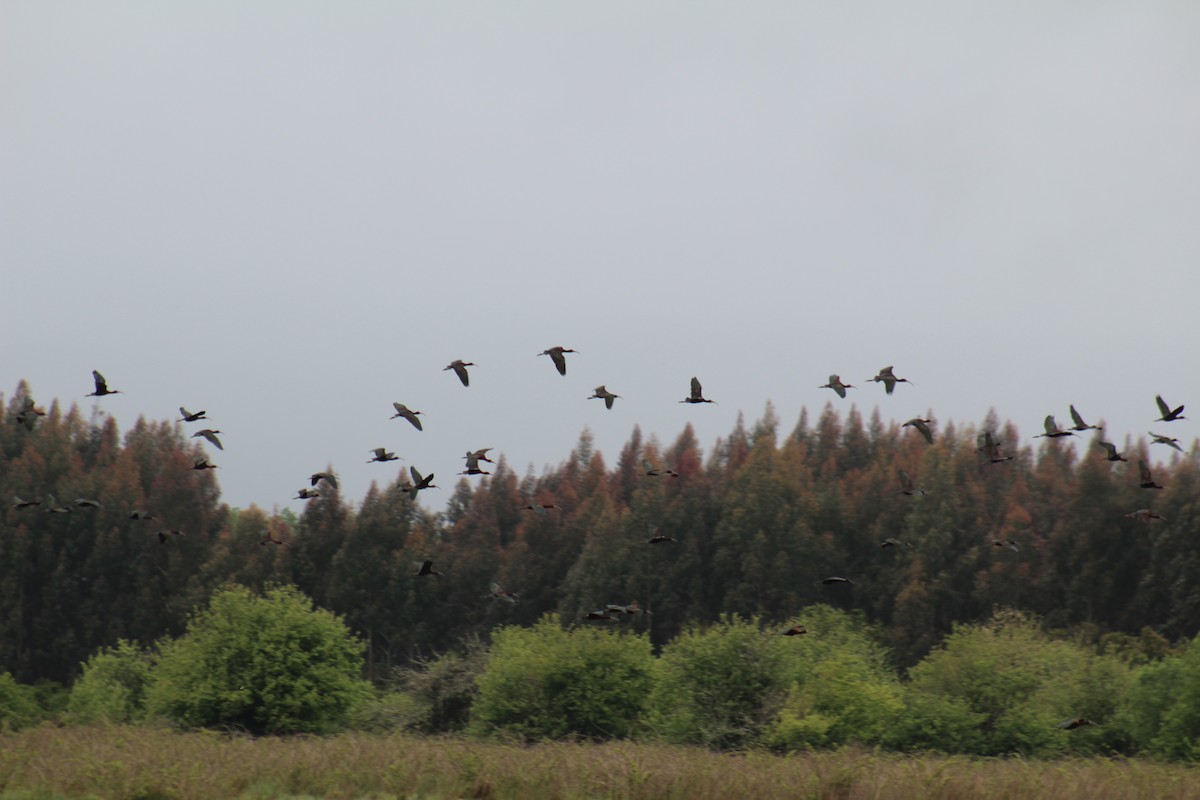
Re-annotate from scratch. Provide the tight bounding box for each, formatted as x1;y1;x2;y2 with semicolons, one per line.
67;639;153;724
145;584;370;734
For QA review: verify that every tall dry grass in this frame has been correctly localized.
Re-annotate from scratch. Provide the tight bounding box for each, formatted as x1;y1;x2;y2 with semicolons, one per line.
2;726;1200;800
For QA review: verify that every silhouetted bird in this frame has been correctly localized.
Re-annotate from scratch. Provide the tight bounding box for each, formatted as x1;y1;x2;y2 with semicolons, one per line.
192;457;218;470
822;576;854;585
1069;405;1101;432
154;529;184;544
444;359;475;387
881;537;910;548
459;454;491;475
1137;460;1163;490
679;376;716;404
520;503;560;514
414;560;443;577
897;469;926;496
402;467;437;493
368;447;400;463
648;529;678;544
129;509;157;520
14;398;45;430
539;346;578;376
464;448;495;463
178;407;207;422
73;498;101;509
294;488;319;500
259;530;286;546
86;370;122;397
1155;394;1186;422
781;625;808;636
310;471;338;489
391;403;424;430
1096;441;1127;462
488;582;519;603
642;458;678;477
819;374;854;398
978;431;1013;464
1127;508;1165;522
991;539;1020;553
1061;718;1094;731
903;418;934;445
866;366;911;395
588;386;621;409
1149;432;1184;453
12;496;40;510
1034;415;1075;439
192;429;223;450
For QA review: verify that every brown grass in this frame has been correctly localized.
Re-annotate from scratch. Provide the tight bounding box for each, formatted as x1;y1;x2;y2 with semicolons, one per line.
2;726;1199;800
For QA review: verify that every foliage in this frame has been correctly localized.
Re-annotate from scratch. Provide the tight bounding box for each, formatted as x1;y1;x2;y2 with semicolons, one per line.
144;584;371;734
0;672;43;731
471;616;656;740
394;636;489;733
66;639;153;724
1121;640;1200;760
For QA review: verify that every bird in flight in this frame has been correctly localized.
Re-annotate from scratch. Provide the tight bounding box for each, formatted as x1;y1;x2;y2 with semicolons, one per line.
178;407;207;422
781;625;808;636
402;466;437;493
459;454;491;475
822;576;854;586
191;429;223;450
1149;432;1184;453
866;366;912;395
1137;460;1163;490
14;398;45;431
903;417;934;445
881;537;910;548
86;370;122;397
444;360;475;387
414;559;443;577
390;403;424;431
154;529;184;544
679;376;716;404
1034;415;1075;439
1127;508;1165;522
992;539;1020;553
487;582;519;603
464;448;495;464
539;346;579;376
1155;394;1186;422
819;374;854;398
1095;441;1127;462
368;448;400;463
897;469;926;496
977;432;1013;464
1068;405;1101;432
294;488;320;500
192;457;218;471
587;386;621;409
642;458;679;477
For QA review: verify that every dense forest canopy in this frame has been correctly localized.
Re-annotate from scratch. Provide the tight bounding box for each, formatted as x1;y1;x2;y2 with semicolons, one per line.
1;381;1197;685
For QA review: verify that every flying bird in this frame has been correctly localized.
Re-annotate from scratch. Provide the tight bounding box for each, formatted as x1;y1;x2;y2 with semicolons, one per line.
1137;460;1163;490
1069;405;1101;432
1149;432;1184;453
444;360;475;387
992;539;1020;553
1155;395;1186;422
897;469;926;496
679;376;716;404
539;346;579;376
192;457;218;470
459;454;491;475
642;458;678;477
310;472;338;489
464;448;495;463
191;429;223;450
1095;441;1127;462
520;503;560;513
14;398;45;431
129;509;157;520
488;582;519;603
259;530;286;547
1061;718;1095;731
178;407;207;422
154;529;184;544
588;386;621;409
822;576;854;586
881;537;910;548
368;448;400;463
12;496;41;510
582;610;619;622
294;488;320;500
1127;508;1165;522
390;403;424;431
819;375;854;398
402;467;437;493
414;560;443;577
903;418;934;445
648;526;678;544
73;498;101;509
86;370;122;397
1034;415;1075;439
978;432;1013;464
866;366;912;395
781;625;808;636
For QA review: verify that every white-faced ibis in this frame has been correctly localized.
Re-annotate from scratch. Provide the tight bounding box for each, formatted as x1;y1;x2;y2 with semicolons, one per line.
86;370;122;397
154;529;184;544
881;537;910;548
12;496;40;510
897;469;926;496
259;530;286;546
129;509;157;520
819;374;854;398
781;625;808;636
992;539;1020;553
539;346;579;376
414;559;443;577
1149;432;1184;453
1069;405;1101;432
310;471;338;489
73;498;101;509
583;610;618;622
15;398;45;430
368;447;400;463
1096;441;1127;462
1034;415;1075;439
191;429;223;450
866;366;912;395
294;488;319;500
391;403;424;431
178;407;207;422
1155;394;1186;422
822;576;854;586
402;466;437;493
606;601;650;616
192;457;218;470
978;431;1013;464
444;360;475;387
520;503;560;513
679;376;716;404
464;448;495;463
44;495;70;513
1061;718;1094;731
488;582;519;603
648;526;678;544
903;418;934;445
459;454;491;475
588;385;621;409
642;458;678;477
1137;460;1163;490
1127;508;1165;522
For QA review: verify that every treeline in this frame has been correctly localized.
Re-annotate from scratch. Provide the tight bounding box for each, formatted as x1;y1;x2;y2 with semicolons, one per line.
2;381;1198;687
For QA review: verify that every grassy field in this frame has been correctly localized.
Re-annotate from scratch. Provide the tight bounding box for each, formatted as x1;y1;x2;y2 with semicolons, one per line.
3;726;1200;800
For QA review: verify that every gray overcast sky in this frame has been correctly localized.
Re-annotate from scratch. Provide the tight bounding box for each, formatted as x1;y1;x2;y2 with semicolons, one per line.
3;3;1198;513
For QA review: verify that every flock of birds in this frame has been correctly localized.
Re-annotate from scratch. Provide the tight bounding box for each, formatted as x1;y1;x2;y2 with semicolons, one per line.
7;361;1192;642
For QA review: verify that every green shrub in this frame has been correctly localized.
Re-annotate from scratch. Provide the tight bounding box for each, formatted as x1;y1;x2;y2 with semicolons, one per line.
144;584;371;734
68;639;153;724
1121;640;1200;760
344;689;423;734
471;616;655;740
396;637;488;733
0;672;43;731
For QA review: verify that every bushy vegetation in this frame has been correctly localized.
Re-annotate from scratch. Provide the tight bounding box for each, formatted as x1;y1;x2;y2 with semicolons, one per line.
67;639;153;724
